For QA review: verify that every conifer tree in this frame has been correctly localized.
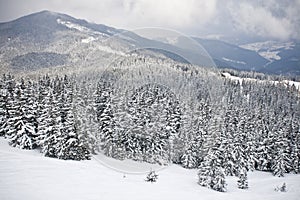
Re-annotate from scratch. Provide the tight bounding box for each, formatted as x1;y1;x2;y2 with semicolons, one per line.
56;76;90;160
198;140;226;192
181;135;203;168
0;75;7;137
145;170;158;182
272;141;291;177
8;80;38;149
37;79;61;158
0;74;15;136
237;167;249;189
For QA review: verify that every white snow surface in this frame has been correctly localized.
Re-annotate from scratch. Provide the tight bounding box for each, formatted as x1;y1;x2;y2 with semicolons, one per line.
258;51;281;61
240;41;295;52
57;19;108;38
1;138;300;200
240;41;295;61
82;36;97;43
222;72;300;92
222;57;246;65
96;45;126;56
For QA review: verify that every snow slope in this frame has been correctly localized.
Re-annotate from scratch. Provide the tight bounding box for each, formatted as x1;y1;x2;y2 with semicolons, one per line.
57;18;109;38
240;41;295;61
222;72;300;92
222;57;246;65
1;138;300;200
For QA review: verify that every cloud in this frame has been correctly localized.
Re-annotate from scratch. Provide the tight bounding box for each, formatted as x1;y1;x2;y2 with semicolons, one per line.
226;0;300;40
0;0;217;29
0;0;299;41
122;0;217;28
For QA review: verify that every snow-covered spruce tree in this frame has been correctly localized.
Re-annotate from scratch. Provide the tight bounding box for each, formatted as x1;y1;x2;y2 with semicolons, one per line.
181;100;210;169
164;97;182;164
100;102;115;157
211;166;227;192
181;149;198;169
36;76;50;140
271;139;291;177
275;183;287;192
41;76;65;158
234;120;251;186
165;97;182;140
145;170;158;182
232;113;252;177
94;81;111;122
181;135;203;169
0;75;7;137
198;162;211;187
125;84;177;164
223;95;240;176
75;80;98;155
25;80;39;135
94;80;115;155
7;79;38;149
242;113;257;171
167;99;189;165
55;76;90;160
255;128;274;171
107;94;130;160
104;83;178;164
198;141;226;192
290;141;300;174
289;114;300;174
38;76;90;160
37;77;63;158
237;167;249;189
39;96;59;157
0;74;15;136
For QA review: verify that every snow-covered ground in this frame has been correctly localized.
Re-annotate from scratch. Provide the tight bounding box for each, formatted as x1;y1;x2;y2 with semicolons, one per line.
81;36;97;44
222;72;300;92
57;18;108;38
222;57;246;65
240;41;295;52
240;41;295;61
1;138;300;200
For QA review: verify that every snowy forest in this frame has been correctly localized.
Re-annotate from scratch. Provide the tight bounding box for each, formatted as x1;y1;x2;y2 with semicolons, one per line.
0;56;299;192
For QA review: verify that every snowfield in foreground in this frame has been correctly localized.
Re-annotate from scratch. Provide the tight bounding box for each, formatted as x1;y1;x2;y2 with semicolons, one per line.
1;138;299;200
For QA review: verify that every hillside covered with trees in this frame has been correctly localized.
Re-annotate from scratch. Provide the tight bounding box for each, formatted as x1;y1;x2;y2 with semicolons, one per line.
0;56;299;192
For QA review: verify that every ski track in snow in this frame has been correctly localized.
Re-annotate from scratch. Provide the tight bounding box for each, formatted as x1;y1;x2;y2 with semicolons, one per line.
1;138;300;200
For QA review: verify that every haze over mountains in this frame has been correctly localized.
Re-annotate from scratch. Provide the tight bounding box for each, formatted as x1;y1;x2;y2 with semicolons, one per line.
0;10;299;75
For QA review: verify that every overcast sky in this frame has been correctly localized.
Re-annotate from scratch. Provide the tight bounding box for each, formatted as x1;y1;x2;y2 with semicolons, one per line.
0;0;299;42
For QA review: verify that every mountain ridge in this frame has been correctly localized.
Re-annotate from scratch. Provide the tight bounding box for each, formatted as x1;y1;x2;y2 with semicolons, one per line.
0;10;299;76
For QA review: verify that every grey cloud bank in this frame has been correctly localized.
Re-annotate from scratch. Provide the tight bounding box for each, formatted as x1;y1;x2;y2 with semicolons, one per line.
0;0;299;42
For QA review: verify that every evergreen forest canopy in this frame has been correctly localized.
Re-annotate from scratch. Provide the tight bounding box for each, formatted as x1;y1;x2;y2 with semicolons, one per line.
0;55;299;192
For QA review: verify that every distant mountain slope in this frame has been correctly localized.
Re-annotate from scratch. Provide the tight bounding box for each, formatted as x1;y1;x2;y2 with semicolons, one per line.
0;10;215;72
0;10;120;44
240;41;300;75
0;10;298;76
192;38;269;71
0;11;140;72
